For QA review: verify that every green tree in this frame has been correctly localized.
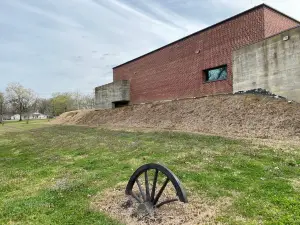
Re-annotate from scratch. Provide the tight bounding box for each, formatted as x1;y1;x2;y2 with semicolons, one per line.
50;93;74;116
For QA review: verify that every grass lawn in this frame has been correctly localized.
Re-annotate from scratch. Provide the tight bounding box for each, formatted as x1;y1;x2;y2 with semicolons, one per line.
0;119;51;134
0;122;299;224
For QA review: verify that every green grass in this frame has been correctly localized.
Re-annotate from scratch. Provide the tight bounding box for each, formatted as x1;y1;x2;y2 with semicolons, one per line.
0;119;51;134
0;122;299;224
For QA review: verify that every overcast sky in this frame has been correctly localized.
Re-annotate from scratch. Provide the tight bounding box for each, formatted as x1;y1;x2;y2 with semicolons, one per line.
0;0;299;97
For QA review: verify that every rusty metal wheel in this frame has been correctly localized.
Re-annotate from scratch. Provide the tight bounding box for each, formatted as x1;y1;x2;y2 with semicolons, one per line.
125;163;187;212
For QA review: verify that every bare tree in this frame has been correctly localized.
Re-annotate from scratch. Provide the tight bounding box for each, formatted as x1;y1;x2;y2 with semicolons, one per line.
36;98;52;115
73;90;80;110
25;94;38;123
71;91;95;110
6;83;35;121
80;93;95;109
0;92;5;124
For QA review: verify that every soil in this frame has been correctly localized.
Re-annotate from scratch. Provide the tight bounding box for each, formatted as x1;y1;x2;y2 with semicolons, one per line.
90;182;231;225
52;94;300;140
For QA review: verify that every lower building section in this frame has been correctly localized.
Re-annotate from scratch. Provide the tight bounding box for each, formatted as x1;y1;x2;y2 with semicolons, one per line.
233;26;300;102
95;80;130;109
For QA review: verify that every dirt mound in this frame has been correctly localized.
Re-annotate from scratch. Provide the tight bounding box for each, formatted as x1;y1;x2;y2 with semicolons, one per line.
52;94;300;140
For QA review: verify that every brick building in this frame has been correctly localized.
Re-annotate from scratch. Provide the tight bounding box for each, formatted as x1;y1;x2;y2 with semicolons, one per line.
95;4;299;108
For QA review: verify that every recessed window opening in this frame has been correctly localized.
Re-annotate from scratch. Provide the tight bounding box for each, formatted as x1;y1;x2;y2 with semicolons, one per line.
204;65;227;82
113;101;129;108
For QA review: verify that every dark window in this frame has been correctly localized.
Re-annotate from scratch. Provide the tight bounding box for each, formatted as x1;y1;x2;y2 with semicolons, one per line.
204;65;227;82
113;101;129;108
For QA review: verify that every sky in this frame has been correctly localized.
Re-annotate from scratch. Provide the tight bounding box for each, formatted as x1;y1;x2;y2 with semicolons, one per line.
0;0;299;98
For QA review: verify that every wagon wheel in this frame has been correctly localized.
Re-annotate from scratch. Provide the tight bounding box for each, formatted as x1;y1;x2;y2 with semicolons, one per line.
125;163;187;212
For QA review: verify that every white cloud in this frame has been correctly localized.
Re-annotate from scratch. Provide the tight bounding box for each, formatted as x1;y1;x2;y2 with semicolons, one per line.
0;0;298;97
217;0;300;20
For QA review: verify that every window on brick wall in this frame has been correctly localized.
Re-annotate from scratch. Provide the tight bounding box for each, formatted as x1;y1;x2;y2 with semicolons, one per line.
204;65;227;82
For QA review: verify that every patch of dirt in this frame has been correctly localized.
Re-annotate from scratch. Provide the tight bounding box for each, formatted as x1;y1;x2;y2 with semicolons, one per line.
291;178;300;191
52;94;300;140
90;183;231;225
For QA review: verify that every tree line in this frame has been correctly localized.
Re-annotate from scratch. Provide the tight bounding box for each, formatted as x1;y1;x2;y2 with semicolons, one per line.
0;83;94;122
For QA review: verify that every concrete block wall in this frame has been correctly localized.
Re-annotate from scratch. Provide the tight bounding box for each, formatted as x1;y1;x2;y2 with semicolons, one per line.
233;26;300;102
95;80;130;109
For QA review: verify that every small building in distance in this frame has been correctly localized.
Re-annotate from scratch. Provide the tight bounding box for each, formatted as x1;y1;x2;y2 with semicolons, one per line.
10;112;48;120
95;4;300;108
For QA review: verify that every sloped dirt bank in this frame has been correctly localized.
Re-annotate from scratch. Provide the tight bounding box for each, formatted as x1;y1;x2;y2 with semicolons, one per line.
52;94;300;140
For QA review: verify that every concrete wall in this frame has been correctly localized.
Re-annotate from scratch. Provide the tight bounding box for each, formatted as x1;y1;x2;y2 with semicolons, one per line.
233;26;300;102
95;80;130;109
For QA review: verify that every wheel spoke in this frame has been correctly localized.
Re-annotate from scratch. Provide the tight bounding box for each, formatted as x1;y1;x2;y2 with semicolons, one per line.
136;178;146;202
151;169;158;202
131;191;142;203
153;177;169;205
155;198;178;208
144;170;150;201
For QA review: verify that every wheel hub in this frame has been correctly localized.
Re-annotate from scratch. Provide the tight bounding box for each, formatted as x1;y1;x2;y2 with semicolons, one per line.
137;202;154;215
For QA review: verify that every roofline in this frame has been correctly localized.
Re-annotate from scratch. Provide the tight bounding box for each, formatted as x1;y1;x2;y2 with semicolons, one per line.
113;3;300;69
264;4;300;25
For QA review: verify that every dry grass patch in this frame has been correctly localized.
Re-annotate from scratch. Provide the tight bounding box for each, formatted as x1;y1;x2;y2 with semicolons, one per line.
90;183;232;225
52;94;300;140
291;178;300;191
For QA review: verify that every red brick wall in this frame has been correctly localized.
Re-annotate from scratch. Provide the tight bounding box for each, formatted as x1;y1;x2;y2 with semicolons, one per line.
264;8;299;37
113;6;298;104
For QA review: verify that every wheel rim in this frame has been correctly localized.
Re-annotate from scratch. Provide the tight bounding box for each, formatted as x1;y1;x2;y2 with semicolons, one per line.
125;163;188;209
